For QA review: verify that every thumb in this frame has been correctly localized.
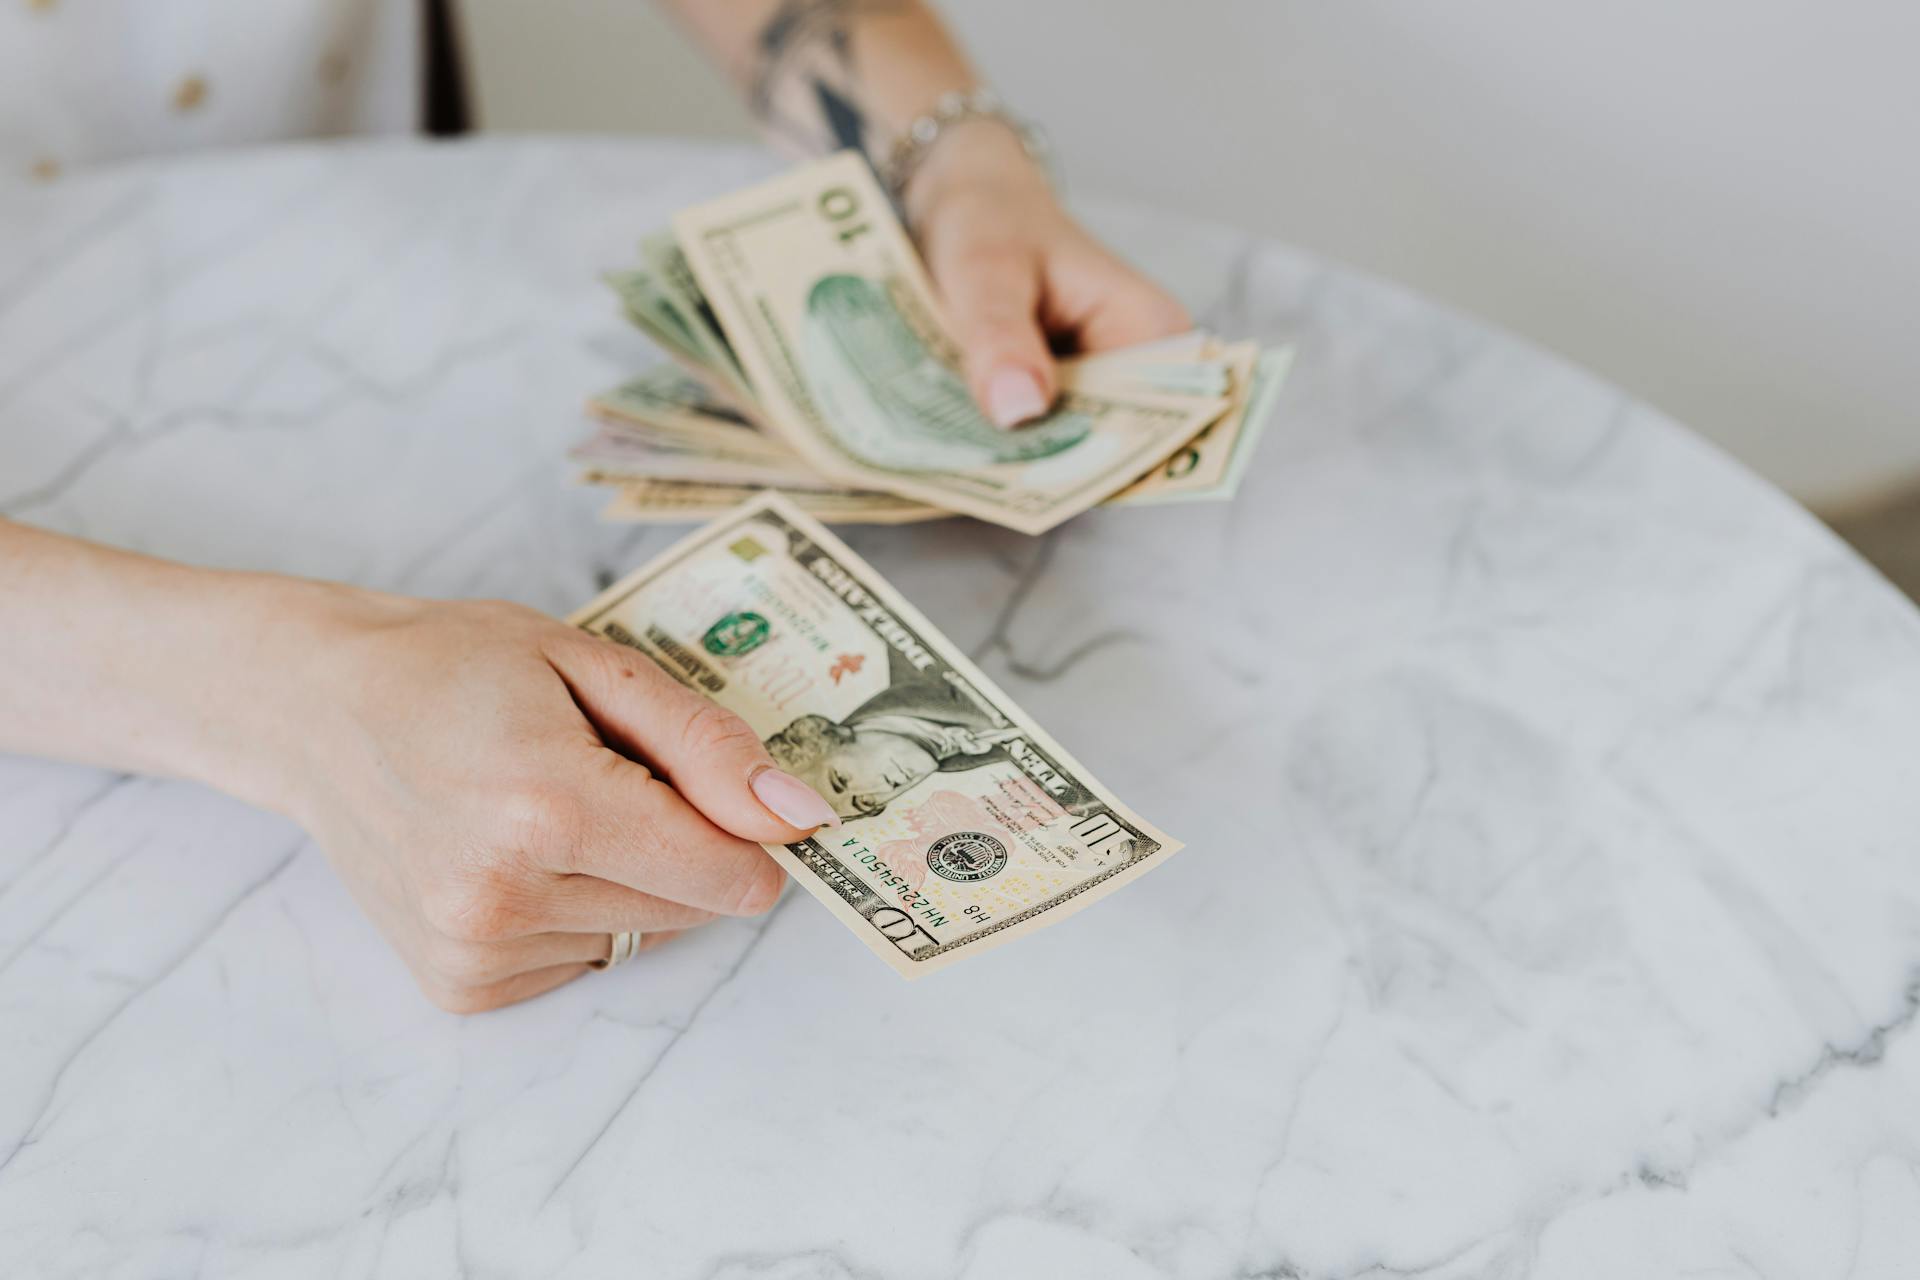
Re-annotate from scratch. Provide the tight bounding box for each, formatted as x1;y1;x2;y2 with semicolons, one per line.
549;634;839;842
937;244;1058;429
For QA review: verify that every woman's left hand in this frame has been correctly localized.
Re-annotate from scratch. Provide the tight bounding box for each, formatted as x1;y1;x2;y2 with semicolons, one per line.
903;122;1193;429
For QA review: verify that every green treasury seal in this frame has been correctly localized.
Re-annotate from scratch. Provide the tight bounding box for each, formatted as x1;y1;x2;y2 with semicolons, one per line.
702;611;771;657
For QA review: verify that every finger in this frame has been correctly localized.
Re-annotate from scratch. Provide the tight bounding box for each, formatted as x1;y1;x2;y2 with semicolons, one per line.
932;242;1057;428
1048;245;1193;353
519;874;718;936
565;750;789;916
426;961;591;1015
580;927;690;963
547;634;837;842
425;927;697;991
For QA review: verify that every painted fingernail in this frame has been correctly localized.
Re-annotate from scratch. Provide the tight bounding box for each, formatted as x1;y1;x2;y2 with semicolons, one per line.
985;367;1049;429
751;767;840;830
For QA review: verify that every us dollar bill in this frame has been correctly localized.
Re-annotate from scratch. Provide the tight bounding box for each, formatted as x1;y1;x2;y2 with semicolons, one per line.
1101;340;1260;502
603;268;710;373
597;477;947;525
1197;346;1297;500
670;152;1229;535
569;491;1181;976
1071;349;1237;399
637;233;754;401
573;424;829;490
580;344;1295;510
590;366;768;447
603;268;757;412
583;365;820;487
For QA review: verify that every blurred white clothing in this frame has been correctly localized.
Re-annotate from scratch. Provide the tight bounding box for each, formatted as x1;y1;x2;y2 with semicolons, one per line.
1;0;419;183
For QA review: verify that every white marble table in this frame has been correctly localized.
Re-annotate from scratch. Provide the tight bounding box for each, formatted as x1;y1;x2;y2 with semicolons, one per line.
4;137;1919;1279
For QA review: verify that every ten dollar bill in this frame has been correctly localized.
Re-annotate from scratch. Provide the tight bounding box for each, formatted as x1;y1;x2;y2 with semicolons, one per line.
569;491;1182;976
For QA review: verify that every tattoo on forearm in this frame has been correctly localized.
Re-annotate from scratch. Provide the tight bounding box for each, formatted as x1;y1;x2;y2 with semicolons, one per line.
749;0;905;160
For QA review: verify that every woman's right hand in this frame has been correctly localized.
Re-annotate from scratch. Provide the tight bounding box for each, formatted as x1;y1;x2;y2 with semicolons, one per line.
261;587;839;1013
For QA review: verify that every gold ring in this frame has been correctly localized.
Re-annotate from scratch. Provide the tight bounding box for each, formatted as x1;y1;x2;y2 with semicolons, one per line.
592;930;643;970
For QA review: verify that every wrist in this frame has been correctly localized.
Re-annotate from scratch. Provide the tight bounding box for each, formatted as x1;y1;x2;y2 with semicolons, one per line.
900;117;1055;233
173;571;402;820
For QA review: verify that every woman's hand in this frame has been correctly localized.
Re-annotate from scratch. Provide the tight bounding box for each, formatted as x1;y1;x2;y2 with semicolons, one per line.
267;588;838;1013
904;123;1193;428
0;521;839;1015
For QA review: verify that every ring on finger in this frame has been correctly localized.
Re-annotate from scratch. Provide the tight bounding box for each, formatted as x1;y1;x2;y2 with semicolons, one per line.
592;929;644;970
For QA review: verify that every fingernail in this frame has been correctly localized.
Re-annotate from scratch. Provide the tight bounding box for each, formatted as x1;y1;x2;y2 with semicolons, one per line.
985;367;1050;429
751;767;840;830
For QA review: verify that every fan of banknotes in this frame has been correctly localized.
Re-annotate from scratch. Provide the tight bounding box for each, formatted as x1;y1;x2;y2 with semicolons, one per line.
575;151;1293;536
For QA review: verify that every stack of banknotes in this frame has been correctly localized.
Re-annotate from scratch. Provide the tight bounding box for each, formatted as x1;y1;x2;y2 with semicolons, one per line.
575;152;1293;536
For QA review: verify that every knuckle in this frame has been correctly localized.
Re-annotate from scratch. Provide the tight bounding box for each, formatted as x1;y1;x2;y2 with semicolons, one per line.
421;871;522;943
424;936;497;988
496;780;585;853
678;701;764;762
724;856;785;917
947;238;1027;273
635;793;705;869
1148;293;1192;332
421;978;499;1016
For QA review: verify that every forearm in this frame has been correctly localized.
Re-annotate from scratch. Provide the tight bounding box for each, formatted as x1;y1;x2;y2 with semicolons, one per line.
0;519;351;812
658;0;979;165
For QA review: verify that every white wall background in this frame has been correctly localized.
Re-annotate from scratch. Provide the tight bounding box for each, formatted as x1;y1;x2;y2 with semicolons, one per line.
462;0;1920;506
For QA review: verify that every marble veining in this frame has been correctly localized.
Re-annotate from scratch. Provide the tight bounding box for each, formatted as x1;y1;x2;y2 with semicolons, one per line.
3;137;1920;1278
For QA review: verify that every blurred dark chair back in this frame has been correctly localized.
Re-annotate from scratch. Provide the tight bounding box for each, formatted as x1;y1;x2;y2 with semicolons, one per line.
424;0;471;135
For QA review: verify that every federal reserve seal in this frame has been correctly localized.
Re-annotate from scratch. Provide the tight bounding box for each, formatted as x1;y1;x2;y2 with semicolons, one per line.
927;831;1009;884
702;611;770;657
